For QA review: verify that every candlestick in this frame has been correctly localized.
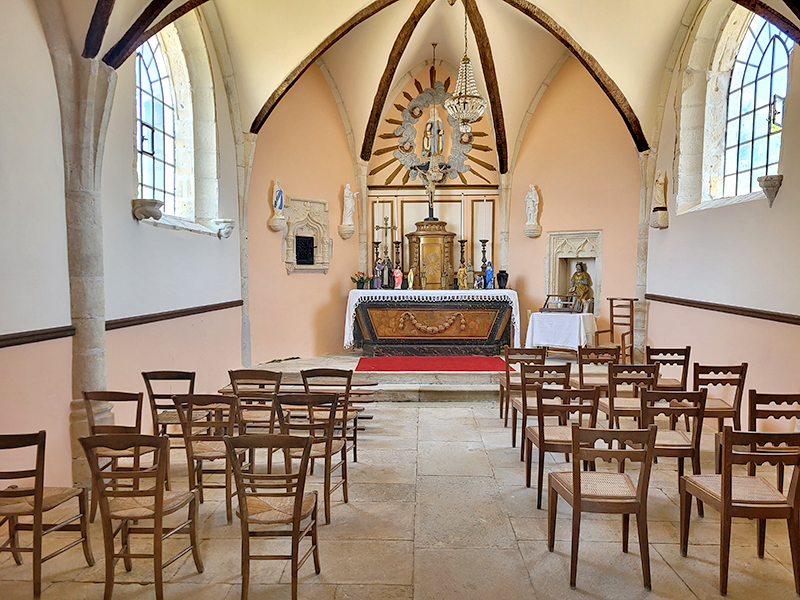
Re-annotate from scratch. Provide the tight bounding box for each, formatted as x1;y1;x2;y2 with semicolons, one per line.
393;197;399;242
458;239;467;265
482;196;487;240
460;193;465;239
393;240;402;271
373;241;381;269
479;239;489;274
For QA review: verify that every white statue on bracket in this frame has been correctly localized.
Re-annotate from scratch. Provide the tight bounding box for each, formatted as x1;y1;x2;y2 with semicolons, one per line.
649;170;669;229
523;184;542;238
268;179;287;232
338;183;357;240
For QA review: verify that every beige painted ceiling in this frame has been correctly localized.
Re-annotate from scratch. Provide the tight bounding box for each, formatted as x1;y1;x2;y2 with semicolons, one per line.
63;0;800;158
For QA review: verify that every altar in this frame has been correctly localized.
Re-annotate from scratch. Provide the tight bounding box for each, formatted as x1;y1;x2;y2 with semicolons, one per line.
344;290;521;356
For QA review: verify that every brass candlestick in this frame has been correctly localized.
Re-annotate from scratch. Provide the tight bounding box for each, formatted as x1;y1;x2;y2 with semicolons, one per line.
393;241;402;271
373;241;381;267
458;239;467;265
479;239;489;273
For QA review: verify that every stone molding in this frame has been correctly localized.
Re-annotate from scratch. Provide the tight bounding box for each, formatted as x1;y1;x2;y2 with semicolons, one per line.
545;230;602;317
282;197;333;274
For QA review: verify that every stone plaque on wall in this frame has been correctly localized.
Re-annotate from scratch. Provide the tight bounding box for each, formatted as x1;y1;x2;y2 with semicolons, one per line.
282;197;332;274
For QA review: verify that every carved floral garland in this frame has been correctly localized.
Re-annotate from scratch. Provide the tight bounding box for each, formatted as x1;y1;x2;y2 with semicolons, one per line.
398;311;466;335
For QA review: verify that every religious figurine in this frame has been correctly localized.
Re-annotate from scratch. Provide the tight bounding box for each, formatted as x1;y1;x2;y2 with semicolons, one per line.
523;184;542;238
373;260;383;289
568;262;594;312
422;105;444;158
650;170;669;229
466;259;475;288
401;273;409;289
339;183;357;239
394;267;403;290
473;272;484;289
407;268;414;290
382;257;393;289
485;261;495;289
267;179;288;232
457;263;467;289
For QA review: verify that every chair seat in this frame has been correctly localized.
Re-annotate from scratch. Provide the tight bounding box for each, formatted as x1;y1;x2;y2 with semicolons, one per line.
656;376;682;390
108;491;195;519
312;408;361;420
511;397;563;414
551;471;637;500
684;474;787;504
0;487;81;515
192;441;246;460
154;409;181;425
241;492;317;525
526;425;572;444
598;397;641;414
655;429;692;448
704;397;734;412
96;447;157;459
290;439;346;459
569;375;608;389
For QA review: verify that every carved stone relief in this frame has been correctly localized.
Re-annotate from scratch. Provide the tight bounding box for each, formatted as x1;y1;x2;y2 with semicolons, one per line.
281;197;333;274
545;230;602;316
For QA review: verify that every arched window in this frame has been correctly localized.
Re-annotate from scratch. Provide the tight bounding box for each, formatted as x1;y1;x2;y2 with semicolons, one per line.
135;35;177;214
723;15;793;197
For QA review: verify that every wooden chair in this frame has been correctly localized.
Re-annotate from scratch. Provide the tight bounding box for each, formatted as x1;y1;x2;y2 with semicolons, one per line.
173;394;244;524
680;426;800;596
230;369;282;472
594;297;635;363
142;370;196;488
646;346;691;391
499;347;546;424
524;387;600;509
83;391;150;521
301;368;359;462
693;363;748;431
510;363;571;460
273;393;347;525
598;363;659;428
640;389;707;516
81;434;203;600
548;424;657;590
0;431;94;598
569;346;621;395
226;434;320;600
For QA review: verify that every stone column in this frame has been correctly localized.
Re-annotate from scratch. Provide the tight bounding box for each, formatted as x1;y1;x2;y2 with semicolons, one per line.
356;159;369;272
635;150;656;364
498;172;512;271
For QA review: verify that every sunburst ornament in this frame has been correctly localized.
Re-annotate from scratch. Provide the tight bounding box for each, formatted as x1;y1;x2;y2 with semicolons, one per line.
443;9;487;134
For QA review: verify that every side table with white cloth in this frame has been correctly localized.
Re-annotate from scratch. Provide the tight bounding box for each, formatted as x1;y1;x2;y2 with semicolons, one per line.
525;312;597;351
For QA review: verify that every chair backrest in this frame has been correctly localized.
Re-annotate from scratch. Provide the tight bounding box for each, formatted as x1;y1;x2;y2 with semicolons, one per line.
720;426;800;509
173;394;240;456
607;298;635;339
504;347;547;380
520;363;571;410
571;424;657;506
80;434;168;520
225;434;313;529
0;431;46;514
646;346;691;389
577;346;620;386
640;389;707;448
693;363;747;410
83;391;144;435
748;390;800;432
229;369;282;404
142;371;196;424
272;393;343;445
301;368;352;395
608;363;659;397
535;388;600;431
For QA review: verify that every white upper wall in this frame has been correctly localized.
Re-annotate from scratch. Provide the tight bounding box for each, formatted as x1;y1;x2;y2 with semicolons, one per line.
0;0;71;335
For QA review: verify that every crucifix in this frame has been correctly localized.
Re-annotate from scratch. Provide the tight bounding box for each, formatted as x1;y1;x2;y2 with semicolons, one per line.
374;215;396;259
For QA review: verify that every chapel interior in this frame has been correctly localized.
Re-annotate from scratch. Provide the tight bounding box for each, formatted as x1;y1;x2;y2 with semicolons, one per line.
3;0;800;599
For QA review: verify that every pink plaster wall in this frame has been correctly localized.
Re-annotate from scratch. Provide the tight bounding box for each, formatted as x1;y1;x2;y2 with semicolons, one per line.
0;338;73;486
247;65;358;364
508;57;642;333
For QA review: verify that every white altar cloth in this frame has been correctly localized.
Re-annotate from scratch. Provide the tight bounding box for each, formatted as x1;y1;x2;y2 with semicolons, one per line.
344;289;521;349
525;312;597;351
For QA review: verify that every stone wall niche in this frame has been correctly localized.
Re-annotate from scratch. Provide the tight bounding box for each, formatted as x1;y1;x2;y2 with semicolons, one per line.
545;230;602;316
282;197;333;274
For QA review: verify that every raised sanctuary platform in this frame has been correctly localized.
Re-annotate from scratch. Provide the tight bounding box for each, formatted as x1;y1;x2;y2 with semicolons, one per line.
344;290;521;357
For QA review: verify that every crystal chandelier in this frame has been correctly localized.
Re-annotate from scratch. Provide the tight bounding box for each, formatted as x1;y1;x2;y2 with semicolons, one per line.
444;10;487;134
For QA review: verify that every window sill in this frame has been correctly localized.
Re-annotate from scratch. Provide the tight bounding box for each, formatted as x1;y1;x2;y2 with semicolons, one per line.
678;189;766;215
141;214;218;237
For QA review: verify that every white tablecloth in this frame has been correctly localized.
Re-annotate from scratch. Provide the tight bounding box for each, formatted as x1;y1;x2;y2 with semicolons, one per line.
344;289;521;348
525;312;597;351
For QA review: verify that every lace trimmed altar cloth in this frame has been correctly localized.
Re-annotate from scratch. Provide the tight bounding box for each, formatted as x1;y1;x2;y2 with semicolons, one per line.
344;289;521;349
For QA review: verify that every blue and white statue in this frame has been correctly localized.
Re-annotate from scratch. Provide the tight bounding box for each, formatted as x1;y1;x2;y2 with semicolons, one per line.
273;179;284;218
485;261;495;289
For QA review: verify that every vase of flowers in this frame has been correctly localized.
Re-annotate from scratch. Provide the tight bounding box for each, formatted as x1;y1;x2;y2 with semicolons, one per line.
351;271;370;289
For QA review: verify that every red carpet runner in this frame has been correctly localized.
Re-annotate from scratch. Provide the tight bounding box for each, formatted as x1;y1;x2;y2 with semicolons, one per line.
355;356;508;372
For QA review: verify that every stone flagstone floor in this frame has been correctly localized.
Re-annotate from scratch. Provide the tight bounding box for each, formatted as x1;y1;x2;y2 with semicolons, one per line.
2;401;799;599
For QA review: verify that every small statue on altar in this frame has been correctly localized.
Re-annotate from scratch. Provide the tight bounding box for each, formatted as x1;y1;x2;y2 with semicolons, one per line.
381;257;393;289
457;263;467;289
393;267;403;290
485;261;495;289
373;260;383;289
474;272;484;289
568;262;594;312
466;259;475;288
407;269;414;290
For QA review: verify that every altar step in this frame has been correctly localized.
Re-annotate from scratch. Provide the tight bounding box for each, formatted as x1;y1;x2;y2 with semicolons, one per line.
354;371;501;402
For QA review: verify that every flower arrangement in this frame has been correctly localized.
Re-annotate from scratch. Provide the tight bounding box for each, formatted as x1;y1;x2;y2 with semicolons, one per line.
350;271;371;288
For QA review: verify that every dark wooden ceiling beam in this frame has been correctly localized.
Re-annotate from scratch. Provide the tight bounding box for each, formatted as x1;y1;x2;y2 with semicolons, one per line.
103;0;173;68
251;0;403;133
83;0;116;58
782;0;800;21
359;0;436;162
501;0;650;153
733;0;800;44
463;0;508;173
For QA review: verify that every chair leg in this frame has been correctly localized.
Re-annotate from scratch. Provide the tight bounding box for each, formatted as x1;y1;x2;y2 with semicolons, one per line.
77;489;95;566
787;515;800;596
622;513;629;553
196;461;204;504
636;511;652;591
690;453;704;518
32;512;42;598
511;406;517;448
324;458;332;525
225;459;233;525
525;437;533;488
719;513;732;596
311;501;321;574
341;446;349;504
778;464;786;494
102;516;116;600
241;533;250;600
547;485;558;552
679;479;690;557
353;416;358;463
499;385;504;419
190;494;204;573
291;535;300;600
537;447;546;511
757;519;767;558
519;414;527;462
8;516;23;565
122;520;133;571
570;510;581;589
717;417;724;432
154;518;164;600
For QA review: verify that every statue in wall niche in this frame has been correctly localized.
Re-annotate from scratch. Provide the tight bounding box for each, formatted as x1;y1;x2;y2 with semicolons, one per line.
523;184;542;238
485;261;495;289
568;262;594;313
650;170;669;229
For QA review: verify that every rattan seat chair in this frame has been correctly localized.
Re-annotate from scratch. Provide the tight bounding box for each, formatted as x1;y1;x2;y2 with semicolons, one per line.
594;298;635;363
568;346;620;395
230;369;282;472
646;346;691;391
693;363;748;431
226;434;320;600
499;347;546;424
301;369;359;462
0;431;94;598
598;363;658;428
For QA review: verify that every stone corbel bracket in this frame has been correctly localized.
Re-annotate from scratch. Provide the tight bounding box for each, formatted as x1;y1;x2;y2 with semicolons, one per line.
758;174;783;208
132;198;164;221
212;218;236;239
